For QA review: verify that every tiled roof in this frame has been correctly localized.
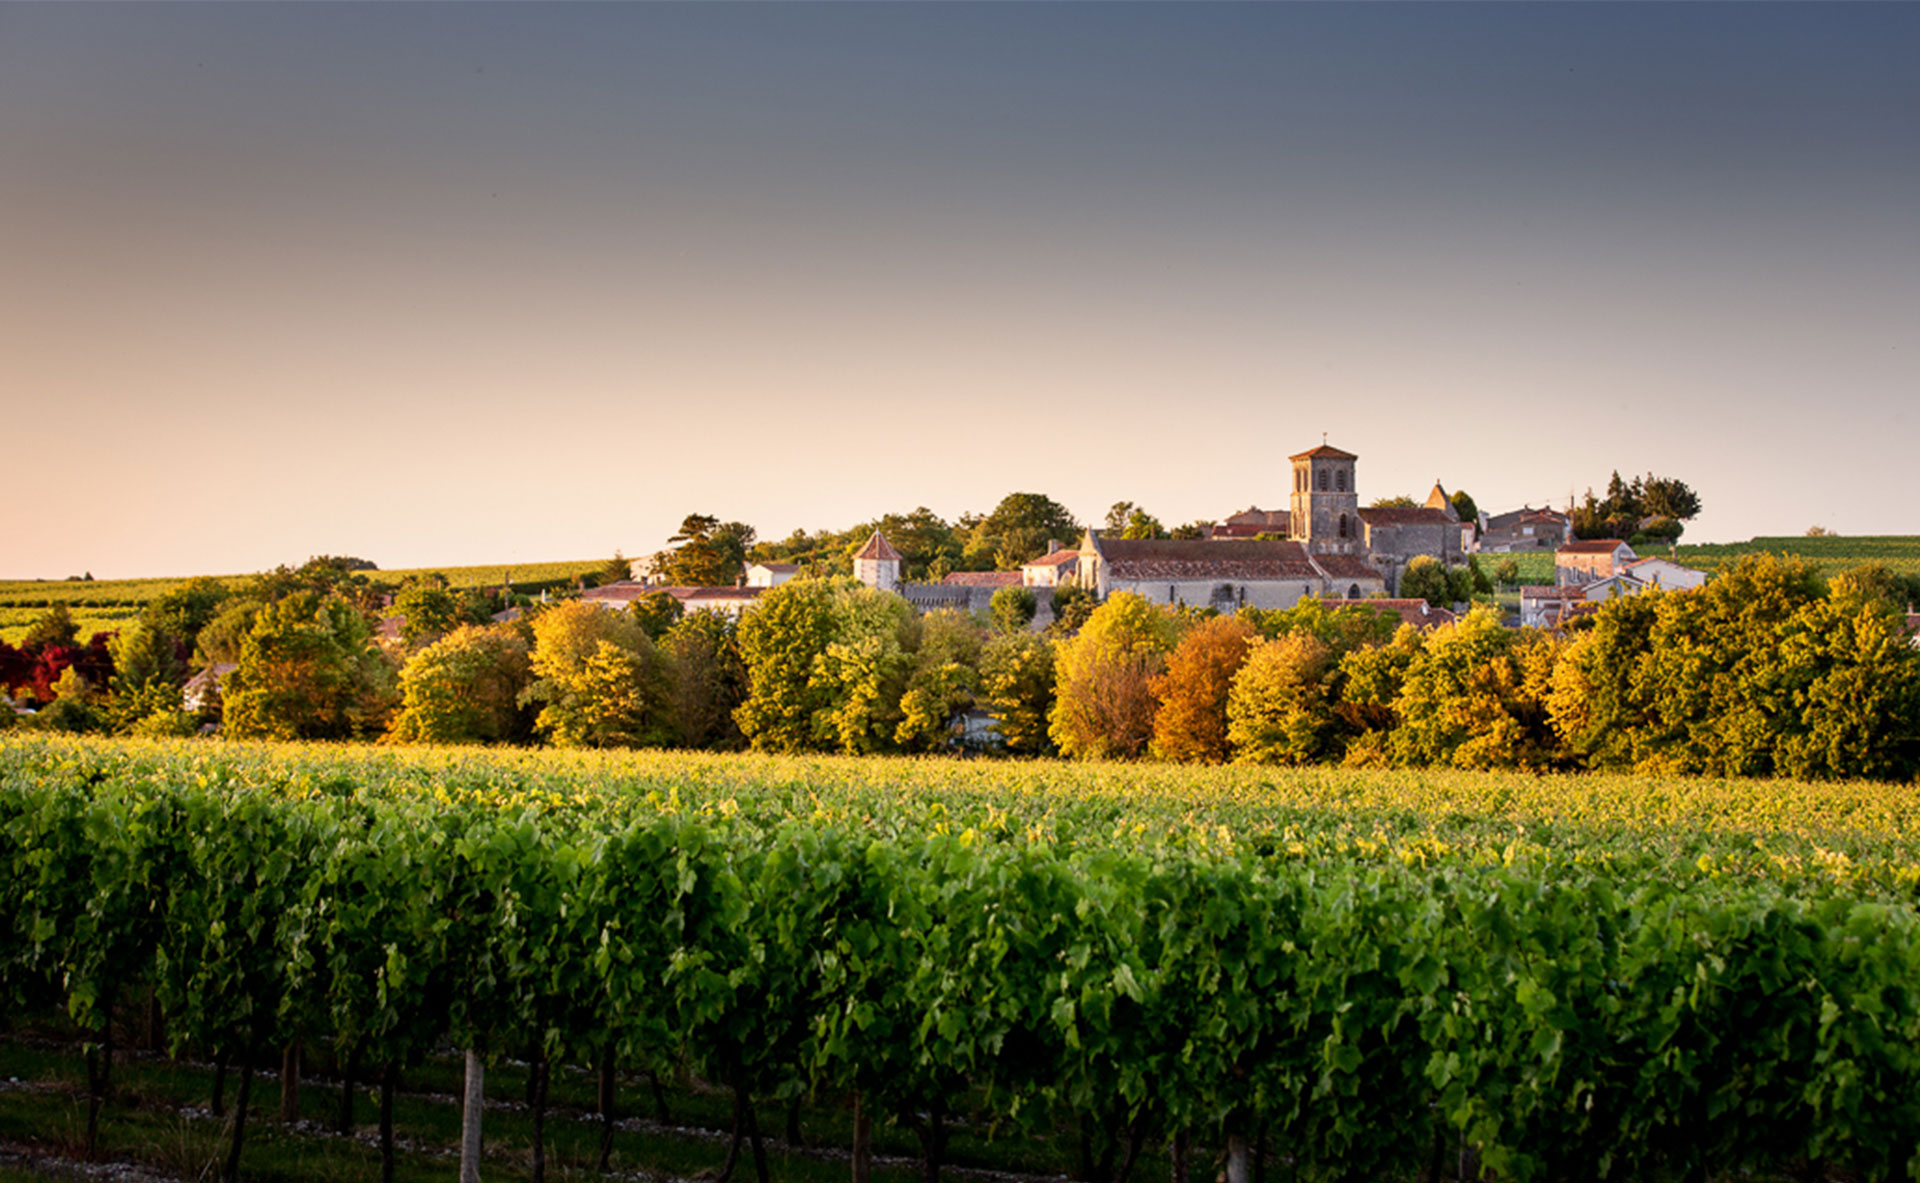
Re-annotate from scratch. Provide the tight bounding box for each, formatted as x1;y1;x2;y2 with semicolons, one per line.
678;587;765;602
1222;506;1288;527
1519;585;1585;600
1102;539;1321;581
584;583;759;603
752;562;801;573
854;531;903;562
1210;523;1284;539
1289;444;1359;461
941;571;1022;588
1558;539;1634;555
1357;507;1454;528
1024;551;1080;568
1310;554;1383;580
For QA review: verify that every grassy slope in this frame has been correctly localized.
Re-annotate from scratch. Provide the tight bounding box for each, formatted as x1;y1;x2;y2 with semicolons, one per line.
0;561;608;644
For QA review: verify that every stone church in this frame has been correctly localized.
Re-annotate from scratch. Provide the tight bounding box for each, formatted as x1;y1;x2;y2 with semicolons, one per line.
852;441;1462;614
1208;443;1463;594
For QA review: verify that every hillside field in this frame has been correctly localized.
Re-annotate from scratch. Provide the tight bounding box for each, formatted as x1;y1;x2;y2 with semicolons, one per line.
0;559;608;643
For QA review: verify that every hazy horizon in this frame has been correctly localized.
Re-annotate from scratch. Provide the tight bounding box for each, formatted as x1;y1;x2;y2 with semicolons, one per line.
7;4;1916;580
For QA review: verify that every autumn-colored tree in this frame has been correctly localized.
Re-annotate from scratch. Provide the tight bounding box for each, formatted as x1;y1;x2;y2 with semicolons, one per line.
223;592;395;740
387;624;533;744
1149;615;1257;763
1049;592;1181;760
1226;633;1338;765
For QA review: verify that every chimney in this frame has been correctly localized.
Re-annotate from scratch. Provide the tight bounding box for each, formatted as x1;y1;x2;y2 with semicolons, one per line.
1048;540;1061;554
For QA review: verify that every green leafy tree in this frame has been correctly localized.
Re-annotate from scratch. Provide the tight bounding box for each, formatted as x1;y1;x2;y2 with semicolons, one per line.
1169;520;1213;541
194;598;264;666
140;577;232;652
735;579;842;752
1451;490;1479;524
661;611;747;749
1049;592;1181;760
387;624;533;744
223;593;394;740
1227;633;1337;765
895;610;985;752
628;590;685;641
1049;583;1098;633
1150;615;1257;763
521;601;671;748
1391;607;1561;770
1240;598;1400;653
1331;625;1426;765
1398;556;1453;608
990;586;1038;634
1369;495;1417;509
811;586;916;754
393;578;462;649
659;514;757;587
21;604;78;652
106;621;190;734
1493;558;1520;589
978;631;1056;755
964;493;1080;571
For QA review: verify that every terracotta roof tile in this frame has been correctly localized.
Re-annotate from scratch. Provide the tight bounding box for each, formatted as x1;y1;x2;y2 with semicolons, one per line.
854;531;903;561
1558;539;1635;555
1102;539;1321;581
1025;551;1080;568
1310;554;1382;580
1289;444;1359;461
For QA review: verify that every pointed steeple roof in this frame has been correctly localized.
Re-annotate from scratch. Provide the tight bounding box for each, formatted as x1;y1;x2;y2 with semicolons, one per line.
1423;481;1461;522
854;531;902;562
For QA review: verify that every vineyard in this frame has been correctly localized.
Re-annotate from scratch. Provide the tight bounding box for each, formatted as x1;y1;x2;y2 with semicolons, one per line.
0;560;608;644
5;736;1920;1182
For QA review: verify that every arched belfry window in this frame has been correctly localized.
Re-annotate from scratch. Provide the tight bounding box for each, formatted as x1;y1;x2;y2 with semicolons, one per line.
1317;469;1328;492
1335;469;1347;493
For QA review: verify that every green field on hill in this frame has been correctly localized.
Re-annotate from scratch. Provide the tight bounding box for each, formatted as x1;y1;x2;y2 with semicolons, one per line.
0;559;609;643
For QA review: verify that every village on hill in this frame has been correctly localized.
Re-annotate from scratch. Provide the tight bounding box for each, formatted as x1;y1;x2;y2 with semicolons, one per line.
582;440;1707;635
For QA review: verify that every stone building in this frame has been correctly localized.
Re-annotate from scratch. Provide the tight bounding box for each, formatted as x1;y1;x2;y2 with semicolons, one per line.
1213;442;1463;593
1076;536;1385;612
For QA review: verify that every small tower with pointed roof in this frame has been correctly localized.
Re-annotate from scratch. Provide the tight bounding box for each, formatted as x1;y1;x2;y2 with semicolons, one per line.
1289;442;1361;555
1423;481;1461;522
853;530;903;593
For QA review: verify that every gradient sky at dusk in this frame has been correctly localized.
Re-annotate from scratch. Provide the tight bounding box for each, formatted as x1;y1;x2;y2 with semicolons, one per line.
5;4;1916;578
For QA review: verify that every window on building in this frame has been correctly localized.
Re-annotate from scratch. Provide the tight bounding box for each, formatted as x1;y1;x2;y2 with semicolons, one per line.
1317;469;1328;492
1335;469;1347;493
1348;584;1360;600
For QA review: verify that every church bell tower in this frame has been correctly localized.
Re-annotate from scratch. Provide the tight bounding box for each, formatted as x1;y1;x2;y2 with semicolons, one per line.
1288;443;1361;555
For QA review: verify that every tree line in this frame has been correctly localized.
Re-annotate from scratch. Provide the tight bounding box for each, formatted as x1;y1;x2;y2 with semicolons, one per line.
7;550;1915;782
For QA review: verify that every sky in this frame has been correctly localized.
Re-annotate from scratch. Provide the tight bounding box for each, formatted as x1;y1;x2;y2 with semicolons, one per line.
4;3;1916;579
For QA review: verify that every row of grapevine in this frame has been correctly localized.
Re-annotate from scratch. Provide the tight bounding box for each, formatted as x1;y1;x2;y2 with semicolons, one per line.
5;742;1920;1180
